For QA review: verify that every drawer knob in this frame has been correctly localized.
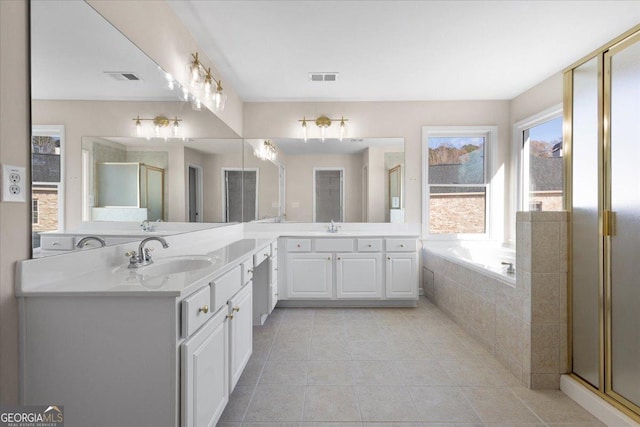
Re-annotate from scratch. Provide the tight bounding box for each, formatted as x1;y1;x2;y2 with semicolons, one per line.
233;306;240;312
387;257;391;260
248;269;253;274
327;257;331;260
401;244;405;247
226;314;234;320
198;305;209;314
265;253;269;257
297;244;301;248
52;242;59;246
337;257;341;260
368;244;372;247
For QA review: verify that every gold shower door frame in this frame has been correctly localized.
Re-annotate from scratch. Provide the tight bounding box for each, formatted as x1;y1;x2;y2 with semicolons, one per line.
565;25;640;422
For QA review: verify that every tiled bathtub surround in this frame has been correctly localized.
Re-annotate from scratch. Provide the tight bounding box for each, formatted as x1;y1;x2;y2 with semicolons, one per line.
423;211;569;389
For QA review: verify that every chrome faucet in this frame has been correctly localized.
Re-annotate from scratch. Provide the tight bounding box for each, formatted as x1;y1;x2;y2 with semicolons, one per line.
76;236;106;248
127;236;169;268
327;220;340;233
502;262;515;274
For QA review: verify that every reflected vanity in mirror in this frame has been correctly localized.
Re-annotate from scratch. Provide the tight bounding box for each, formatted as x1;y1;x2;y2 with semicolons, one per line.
244;138;405;223
29;0;243;257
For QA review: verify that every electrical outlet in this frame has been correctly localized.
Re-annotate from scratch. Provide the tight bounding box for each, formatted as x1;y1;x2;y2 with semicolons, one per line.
2;165;26;202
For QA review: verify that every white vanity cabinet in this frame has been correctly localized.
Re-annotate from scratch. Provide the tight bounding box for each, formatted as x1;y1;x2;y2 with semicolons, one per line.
385;238;419;299
228;283;253;391
287;252;334;298
336;253;383;298
182;305;229;427
281;236;418;304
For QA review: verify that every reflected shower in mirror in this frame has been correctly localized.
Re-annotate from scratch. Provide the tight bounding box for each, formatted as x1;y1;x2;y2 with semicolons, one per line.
244;138;405;223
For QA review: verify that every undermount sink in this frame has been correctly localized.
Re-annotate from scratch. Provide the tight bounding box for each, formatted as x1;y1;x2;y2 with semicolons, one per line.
141;256;214;277
113;255;217;279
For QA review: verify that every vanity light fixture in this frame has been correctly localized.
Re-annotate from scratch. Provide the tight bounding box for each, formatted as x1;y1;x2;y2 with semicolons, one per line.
254;140;278;162
298;115;349;142
186;52;227;112
132;115;182;139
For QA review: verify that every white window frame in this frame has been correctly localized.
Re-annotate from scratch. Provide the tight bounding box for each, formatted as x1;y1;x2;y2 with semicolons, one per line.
512;104;563;220
422;126;498;240
31;125;65;232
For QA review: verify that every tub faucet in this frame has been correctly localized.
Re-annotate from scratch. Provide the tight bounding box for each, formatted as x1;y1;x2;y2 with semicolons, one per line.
327;220;340;233
76;236;106;248
127;236;169;268
502;262;515;274
140;219;156;232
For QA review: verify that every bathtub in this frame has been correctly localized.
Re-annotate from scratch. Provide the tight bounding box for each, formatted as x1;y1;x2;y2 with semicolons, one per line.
422;241;516;285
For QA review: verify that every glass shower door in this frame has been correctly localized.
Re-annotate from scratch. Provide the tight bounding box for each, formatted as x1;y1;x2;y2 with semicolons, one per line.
606;31;640;412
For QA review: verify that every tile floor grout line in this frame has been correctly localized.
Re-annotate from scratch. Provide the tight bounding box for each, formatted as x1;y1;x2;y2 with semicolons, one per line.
507;385;550;426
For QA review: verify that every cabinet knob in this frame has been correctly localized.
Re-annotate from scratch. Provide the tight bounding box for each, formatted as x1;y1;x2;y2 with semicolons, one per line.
327;257;331;260
265;253;269;257
233;306;240;312
52;242;59;246
368;244;372;247
297;244;301;248
387;257;391;260
226;314;234;320
247;269;253;274
337;257;341;260
400;244;405;247
198;305;209;314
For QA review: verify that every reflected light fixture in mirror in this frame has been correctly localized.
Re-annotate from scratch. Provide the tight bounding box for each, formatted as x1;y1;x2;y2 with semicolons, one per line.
186;52;227;112
254;140;278;162
132;115;183;140
298;115;349;142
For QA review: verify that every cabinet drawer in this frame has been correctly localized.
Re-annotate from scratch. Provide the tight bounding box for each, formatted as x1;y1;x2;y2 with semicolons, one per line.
253;245;272;266
40;235;75;250
286;238;311;252
182;286;212;337
357;238;382;252
314;238;354;252
241;259;253;285
386;238;416;252
211;266;242;312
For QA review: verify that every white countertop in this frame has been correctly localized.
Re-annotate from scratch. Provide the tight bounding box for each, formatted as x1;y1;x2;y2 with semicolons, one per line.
18;224;421;298
17;238;273;298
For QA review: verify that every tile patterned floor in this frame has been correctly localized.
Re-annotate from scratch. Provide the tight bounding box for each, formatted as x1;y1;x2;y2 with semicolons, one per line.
218;296;604;427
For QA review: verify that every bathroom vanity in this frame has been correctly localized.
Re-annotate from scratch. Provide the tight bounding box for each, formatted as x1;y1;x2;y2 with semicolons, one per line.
17;225;419;427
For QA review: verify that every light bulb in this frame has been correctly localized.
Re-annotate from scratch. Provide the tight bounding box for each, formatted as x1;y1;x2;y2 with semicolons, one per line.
203;69;213;100
172;119;180;137
302;119;308;142
154;124;161;137
181;87;189;102
321;126;326;142
165;72;175;91
192;97;203;111
214;81;226;111
339;117;345;142
135;117;143;137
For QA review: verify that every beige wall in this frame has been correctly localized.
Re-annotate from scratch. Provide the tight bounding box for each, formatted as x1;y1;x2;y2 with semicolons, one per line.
244;145;280;220
87;0;243;137
244;101;512;238
283;153;363;223
204;151;242;222
32;100;237;228
0;0;29;405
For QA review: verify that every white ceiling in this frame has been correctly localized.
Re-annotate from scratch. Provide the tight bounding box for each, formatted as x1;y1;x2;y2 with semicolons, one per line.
31;1;178;101
169;1;640;101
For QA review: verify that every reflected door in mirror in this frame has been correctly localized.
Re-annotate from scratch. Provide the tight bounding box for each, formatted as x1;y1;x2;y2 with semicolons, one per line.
314;169;344;222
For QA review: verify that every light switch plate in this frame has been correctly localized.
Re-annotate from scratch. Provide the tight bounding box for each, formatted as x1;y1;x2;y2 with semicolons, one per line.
2;164;27;202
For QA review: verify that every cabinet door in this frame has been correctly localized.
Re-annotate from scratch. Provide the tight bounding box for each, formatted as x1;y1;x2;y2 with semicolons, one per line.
182;307;228;427
269;281;278;311
287;253;333;298
336;253;382;298
385;253;418;299
229;284;253;391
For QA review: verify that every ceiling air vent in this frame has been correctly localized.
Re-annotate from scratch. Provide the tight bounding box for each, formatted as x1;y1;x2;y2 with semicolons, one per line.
104;71;141;81
309;72;338;82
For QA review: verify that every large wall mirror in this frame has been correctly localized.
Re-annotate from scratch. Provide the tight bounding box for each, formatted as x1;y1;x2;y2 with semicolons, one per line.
243;138;405;223
30;1;243;257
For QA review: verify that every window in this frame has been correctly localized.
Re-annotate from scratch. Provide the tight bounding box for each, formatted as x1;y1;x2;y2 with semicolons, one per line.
516;108;563;212
32;199;39;225
423;126;497;238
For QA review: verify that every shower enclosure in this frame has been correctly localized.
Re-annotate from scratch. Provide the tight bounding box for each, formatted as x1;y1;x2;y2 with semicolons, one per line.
566;25;640;421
